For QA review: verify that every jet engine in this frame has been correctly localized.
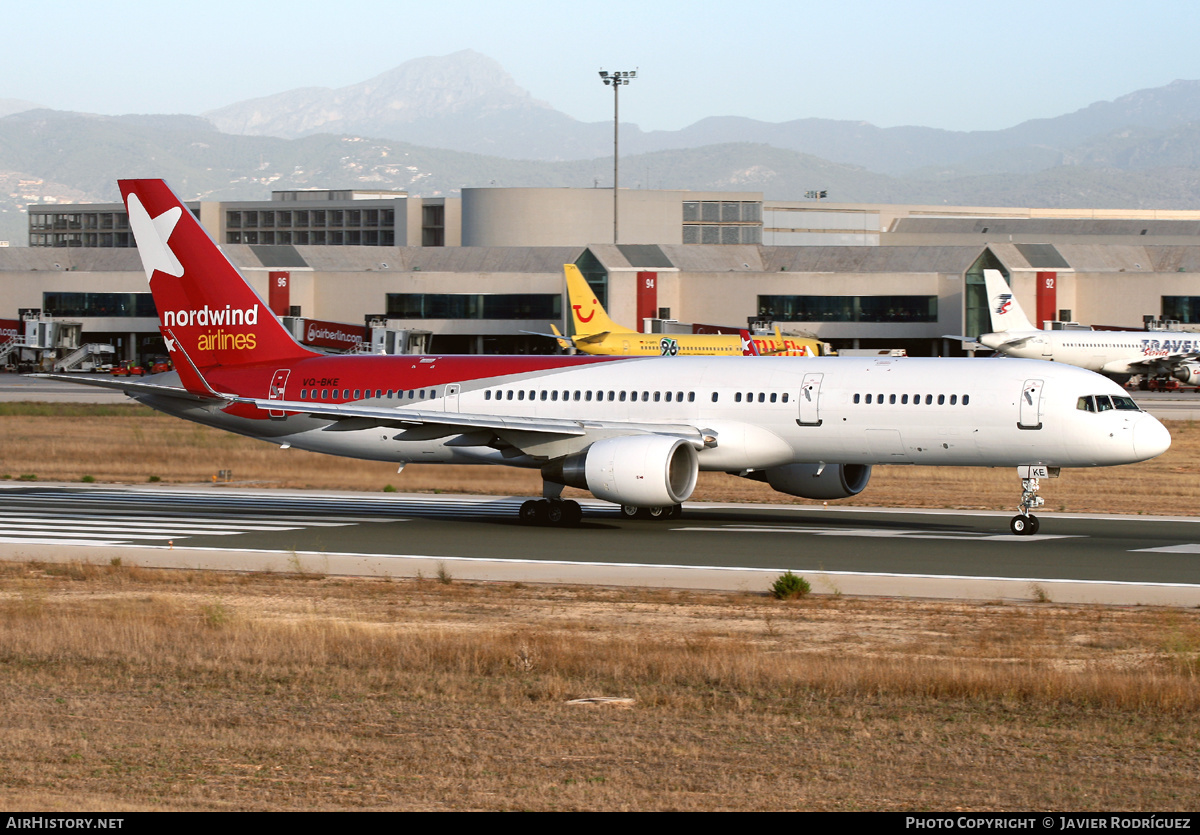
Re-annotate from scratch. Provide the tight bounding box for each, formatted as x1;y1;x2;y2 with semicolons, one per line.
1173;363;1200;386
546;435;699;507
740;462;872;500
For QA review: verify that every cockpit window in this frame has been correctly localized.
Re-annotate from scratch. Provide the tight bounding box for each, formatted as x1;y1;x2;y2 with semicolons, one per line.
1078;394;1141;413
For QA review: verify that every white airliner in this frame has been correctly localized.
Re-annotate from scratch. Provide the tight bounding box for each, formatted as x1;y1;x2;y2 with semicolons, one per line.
41;181;1172;535
977;269;1200;385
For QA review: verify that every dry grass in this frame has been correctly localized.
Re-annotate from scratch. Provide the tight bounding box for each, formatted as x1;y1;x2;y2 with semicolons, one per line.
0;403;1196;515
1;560;1199;811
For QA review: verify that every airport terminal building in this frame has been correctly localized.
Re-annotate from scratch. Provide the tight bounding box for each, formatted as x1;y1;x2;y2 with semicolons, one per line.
6;187;1200;364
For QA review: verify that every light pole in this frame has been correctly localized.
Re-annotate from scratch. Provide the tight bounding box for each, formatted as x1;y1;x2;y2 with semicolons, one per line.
598;69;636;244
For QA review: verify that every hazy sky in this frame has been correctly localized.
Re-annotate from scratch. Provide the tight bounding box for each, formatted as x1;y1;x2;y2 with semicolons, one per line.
6;0;1199;133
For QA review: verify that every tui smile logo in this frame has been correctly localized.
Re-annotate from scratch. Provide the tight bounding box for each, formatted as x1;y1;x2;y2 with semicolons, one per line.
574;302;597;323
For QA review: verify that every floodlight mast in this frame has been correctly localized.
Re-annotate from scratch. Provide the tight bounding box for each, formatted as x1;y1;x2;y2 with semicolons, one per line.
598;69;637;244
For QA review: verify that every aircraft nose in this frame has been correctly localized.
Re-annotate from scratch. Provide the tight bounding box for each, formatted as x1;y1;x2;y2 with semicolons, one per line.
1132;415;1172;460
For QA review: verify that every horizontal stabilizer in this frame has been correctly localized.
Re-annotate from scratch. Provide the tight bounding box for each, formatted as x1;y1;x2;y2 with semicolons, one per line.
29;373;224;404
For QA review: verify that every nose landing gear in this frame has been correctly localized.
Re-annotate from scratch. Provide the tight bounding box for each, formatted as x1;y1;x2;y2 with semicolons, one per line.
1010;471;1046;536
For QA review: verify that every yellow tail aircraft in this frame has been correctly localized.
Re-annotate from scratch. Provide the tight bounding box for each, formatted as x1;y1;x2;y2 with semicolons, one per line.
552;264;826;357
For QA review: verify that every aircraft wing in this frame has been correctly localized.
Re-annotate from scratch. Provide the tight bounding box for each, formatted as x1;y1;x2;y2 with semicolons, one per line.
1123;353;1200;373
230;396;710;455
28;373;224;404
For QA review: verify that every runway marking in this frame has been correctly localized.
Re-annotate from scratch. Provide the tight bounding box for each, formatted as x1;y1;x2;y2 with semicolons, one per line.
1131;544;1200;554
673;524;1082;542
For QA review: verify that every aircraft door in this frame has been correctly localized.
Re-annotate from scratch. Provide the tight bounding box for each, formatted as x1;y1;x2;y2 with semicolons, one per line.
268;369;290;418
1018;378;1043;430
796;373;823;426
444;383;460;412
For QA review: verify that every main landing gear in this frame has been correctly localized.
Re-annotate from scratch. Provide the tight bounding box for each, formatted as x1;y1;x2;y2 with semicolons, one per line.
1010;473;1045;536
620;504;683;520
518;499;583;527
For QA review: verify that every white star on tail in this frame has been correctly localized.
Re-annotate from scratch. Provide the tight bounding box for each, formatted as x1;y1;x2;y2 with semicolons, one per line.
126;193;184;282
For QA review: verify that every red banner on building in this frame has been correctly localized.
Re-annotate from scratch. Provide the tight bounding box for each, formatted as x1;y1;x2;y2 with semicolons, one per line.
300;318;367;351
636;271;658;333
268;271;291;316
0;318;19;344
1036;271;1057;328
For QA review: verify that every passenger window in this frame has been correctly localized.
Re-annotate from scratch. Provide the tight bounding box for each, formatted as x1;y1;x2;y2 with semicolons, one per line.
937;394;945;405
758;393;765;403
540;391;548;401
321;389;329;400
736;393;743;403
300;390;308;400
854;393;861;404
950;394;957;405
620;392;627;402
963;394;970;405
901;394;908;404
889;394;896;404
485;391;491;401
711;392;719;402
688;392;695;402
770;393;777;403
781;393;788;403
925;395;933;405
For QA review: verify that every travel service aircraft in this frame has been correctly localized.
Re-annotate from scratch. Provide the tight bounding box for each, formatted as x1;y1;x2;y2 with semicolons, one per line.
976;269;1200;385
43;180;1171;534
547;264;825;357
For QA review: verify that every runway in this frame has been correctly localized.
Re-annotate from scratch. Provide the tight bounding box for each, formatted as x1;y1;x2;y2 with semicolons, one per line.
2;483;1199;606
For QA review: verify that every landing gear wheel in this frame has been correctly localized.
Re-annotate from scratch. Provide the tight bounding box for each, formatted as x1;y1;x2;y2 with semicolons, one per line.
562;500;583;525
621;505;640;519
1009;514;1039;536
519;500;547;525
521;499;582;526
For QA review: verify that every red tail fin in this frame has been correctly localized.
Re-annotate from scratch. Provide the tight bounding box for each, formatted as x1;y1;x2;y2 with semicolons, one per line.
119;179;317;379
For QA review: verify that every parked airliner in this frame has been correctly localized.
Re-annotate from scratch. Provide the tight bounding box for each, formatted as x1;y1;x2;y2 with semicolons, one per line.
976;269;1200;385
545;264;825;357
41;180;1172;534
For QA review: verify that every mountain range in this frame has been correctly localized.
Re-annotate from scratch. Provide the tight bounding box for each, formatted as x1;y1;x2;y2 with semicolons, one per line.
5;50;1200;245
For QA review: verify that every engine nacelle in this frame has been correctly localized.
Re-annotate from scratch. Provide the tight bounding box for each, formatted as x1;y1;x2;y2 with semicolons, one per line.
1173;363;1200;386
549;435;699;507
758;463;872;500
